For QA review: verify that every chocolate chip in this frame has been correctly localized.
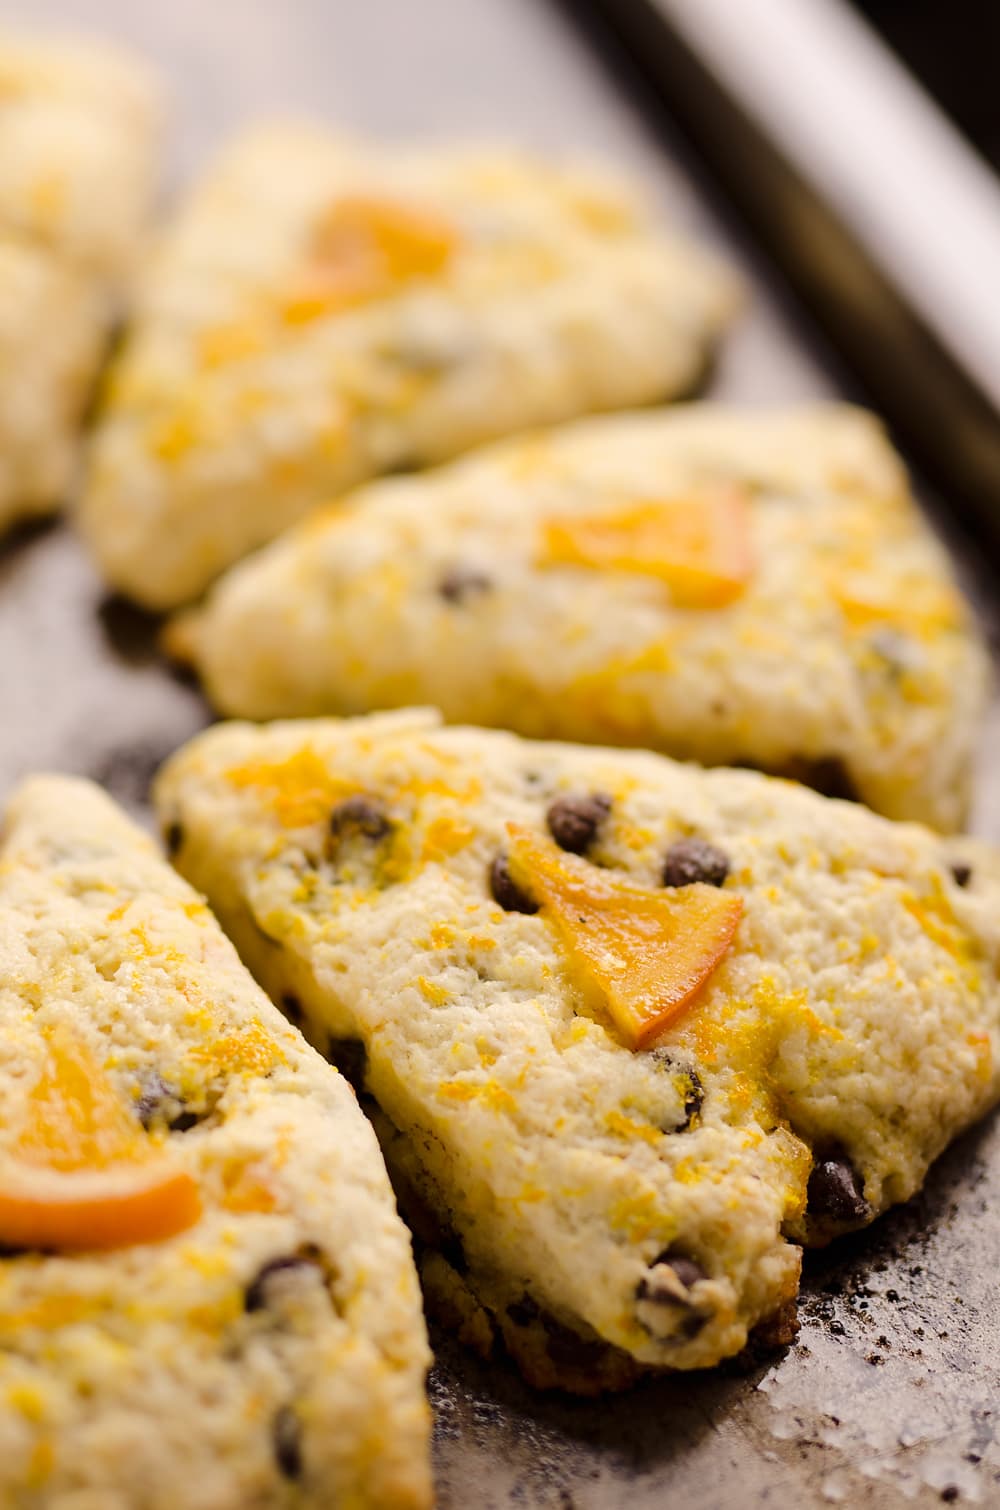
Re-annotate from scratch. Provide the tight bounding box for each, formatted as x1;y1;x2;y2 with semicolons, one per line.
650;1050;704;1131
489;854;539;914
135;1073;205;1133
950;861;973;888
662;838;730;888
245;1253;323;1313
438;567;492;604
546;792;611;854
272;1405;303;1480
642;1249;707;1294
329;796;392;843
808;1150;870;1223
165;821;184;857
636;1250;708;1339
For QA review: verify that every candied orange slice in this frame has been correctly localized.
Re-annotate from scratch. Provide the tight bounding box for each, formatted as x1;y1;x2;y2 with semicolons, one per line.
540;487;753;608
506;825;742;1049
283;193;459;322
0;1027;201;1250
0;1167;202;1252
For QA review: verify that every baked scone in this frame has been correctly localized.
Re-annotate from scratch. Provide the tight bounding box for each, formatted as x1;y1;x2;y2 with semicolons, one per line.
0;776;431;1508
155;710;1000;1392
78;123;739;607
167;403;988;833
0;32;160;534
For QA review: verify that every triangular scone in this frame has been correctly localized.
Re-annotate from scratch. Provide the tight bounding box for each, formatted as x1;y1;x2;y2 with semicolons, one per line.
168;403;988;833
0;777;431;1508
78;123;738;607
0;33;160;533
156;711;1000;1392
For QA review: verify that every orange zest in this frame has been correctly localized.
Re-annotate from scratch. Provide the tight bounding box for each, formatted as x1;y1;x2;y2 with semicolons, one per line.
506;825;742;1049
0;1027;201;1251
540;486;754;608
282;193;458;323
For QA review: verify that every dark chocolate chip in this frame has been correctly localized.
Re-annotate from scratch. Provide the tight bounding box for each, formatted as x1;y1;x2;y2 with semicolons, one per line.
489;854;539;914
272;1405;303;1480
164;821;184;858
650;1050;704;1131
642;1249;707;1294
546;792;612;854
636;1250;708;1339
245;1253;323;1313
808;1150;870;1223
135;1073;204;1133
950;861;973;888
438;567;492;604
168;1109;204;1133
329;796;392;843
662;838;730;889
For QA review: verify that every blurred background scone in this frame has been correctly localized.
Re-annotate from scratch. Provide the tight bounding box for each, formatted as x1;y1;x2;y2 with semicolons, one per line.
78;122;739;607
0;31;160;535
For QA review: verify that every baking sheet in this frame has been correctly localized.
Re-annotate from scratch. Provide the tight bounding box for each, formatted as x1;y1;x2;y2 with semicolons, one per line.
3;0;1000;1503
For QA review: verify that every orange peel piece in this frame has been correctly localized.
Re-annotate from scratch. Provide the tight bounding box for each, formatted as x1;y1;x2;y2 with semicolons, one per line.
0;1026;201;1250
506;824;742;1049
540;486;754;608
283;193;459;322
0;1166;202;1252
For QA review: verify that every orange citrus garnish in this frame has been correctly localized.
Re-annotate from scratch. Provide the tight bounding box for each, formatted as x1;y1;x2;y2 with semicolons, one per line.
0;1027;201;1250
540;487;754;609
506;825;742;1049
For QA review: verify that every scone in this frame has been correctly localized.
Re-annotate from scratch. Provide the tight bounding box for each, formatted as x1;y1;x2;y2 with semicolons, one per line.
167;403;988;833
0;775;431;1509
78;123;739;607
0;32;160;533
155;710;1000;1392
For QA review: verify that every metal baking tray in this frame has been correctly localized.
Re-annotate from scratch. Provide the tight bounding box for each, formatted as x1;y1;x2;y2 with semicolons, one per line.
4;0;1000;1504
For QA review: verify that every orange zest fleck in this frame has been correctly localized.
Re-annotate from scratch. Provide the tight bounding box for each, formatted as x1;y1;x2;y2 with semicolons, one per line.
282;193;458;322
0;1028;200;1250
506;825;742;1050
226;747;356;829
540;487;754;608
